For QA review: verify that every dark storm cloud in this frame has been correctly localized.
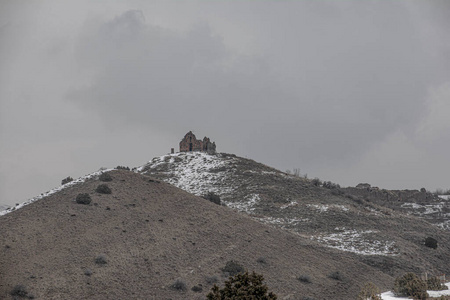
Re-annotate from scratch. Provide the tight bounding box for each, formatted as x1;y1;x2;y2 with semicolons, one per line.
68;3;443;173
69;10;281;139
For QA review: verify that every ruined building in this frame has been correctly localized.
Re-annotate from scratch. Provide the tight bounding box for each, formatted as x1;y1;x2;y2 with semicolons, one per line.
179;131;216;154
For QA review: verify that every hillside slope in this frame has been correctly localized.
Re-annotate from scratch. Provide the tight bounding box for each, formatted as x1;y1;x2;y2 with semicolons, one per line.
140;152;450;277
1;170;395;300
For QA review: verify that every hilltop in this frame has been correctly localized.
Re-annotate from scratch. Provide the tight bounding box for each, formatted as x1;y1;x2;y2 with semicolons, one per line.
1;170;393;300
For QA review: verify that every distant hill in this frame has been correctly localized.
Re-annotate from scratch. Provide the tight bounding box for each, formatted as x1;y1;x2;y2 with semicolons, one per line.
140;152;450;277
1;151;449;299
1;170;393;300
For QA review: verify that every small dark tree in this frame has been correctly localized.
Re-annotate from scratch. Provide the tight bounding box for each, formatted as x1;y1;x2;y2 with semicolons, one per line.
311;178;322;186
206;271;277;300
424;237;438;249
75;193;92;205
203;192;221;205
61;176;73;185
394;273;428;300
99;172;112;182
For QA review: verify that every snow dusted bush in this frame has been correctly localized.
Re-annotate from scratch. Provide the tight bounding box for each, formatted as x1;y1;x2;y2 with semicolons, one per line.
394;273;428;300
75;193;92;205
202;192;221;205
61;176;73;185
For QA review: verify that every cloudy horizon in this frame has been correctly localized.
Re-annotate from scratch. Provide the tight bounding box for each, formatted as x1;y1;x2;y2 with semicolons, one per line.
1;0;450;206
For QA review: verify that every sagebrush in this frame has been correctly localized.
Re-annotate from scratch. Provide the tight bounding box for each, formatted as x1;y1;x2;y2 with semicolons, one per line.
394;273;428;300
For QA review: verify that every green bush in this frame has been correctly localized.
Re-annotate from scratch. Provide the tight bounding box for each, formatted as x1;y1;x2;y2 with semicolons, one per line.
96;184;112;194
427;276;448;291
221;260;245;276
99;172;112;182
357;282;382;300
394;273;428;300
206;271;277;299
424;237;438;249
61;176;73;185
75;193;92;205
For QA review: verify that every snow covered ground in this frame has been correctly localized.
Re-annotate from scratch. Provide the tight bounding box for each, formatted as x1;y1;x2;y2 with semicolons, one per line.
307;203;350;212
381;282;450;299
139;152;236;197
311;227;398;256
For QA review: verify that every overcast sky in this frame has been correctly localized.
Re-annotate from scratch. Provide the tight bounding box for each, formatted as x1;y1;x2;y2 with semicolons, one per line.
1;0;450;206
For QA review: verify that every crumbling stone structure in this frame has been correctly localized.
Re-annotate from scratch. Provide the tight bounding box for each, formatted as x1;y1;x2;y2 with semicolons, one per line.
179;131;216;154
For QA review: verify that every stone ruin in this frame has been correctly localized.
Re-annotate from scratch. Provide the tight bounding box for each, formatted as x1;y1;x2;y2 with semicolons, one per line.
179;131;216;154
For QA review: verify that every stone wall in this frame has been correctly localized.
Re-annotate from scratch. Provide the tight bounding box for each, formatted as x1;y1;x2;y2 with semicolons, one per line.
179;131;216;153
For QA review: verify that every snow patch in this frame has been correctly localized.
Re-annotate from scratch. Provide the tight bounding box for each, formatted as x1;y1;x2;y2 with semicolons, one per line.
280;201;298;209
311;228;398;256
260;216;309;226
141;152;236;197
226;194;260;213
307;204;349;212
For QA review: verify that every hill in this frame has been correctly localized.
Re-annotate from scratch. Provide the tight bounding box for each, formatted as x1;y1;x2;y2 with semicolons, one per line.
140;152;450;277
1;170;395;300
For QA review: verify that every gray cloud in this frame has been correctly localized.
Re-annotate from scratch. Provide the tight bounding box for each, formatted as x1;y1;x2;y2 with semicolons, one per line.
1;1;450;206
